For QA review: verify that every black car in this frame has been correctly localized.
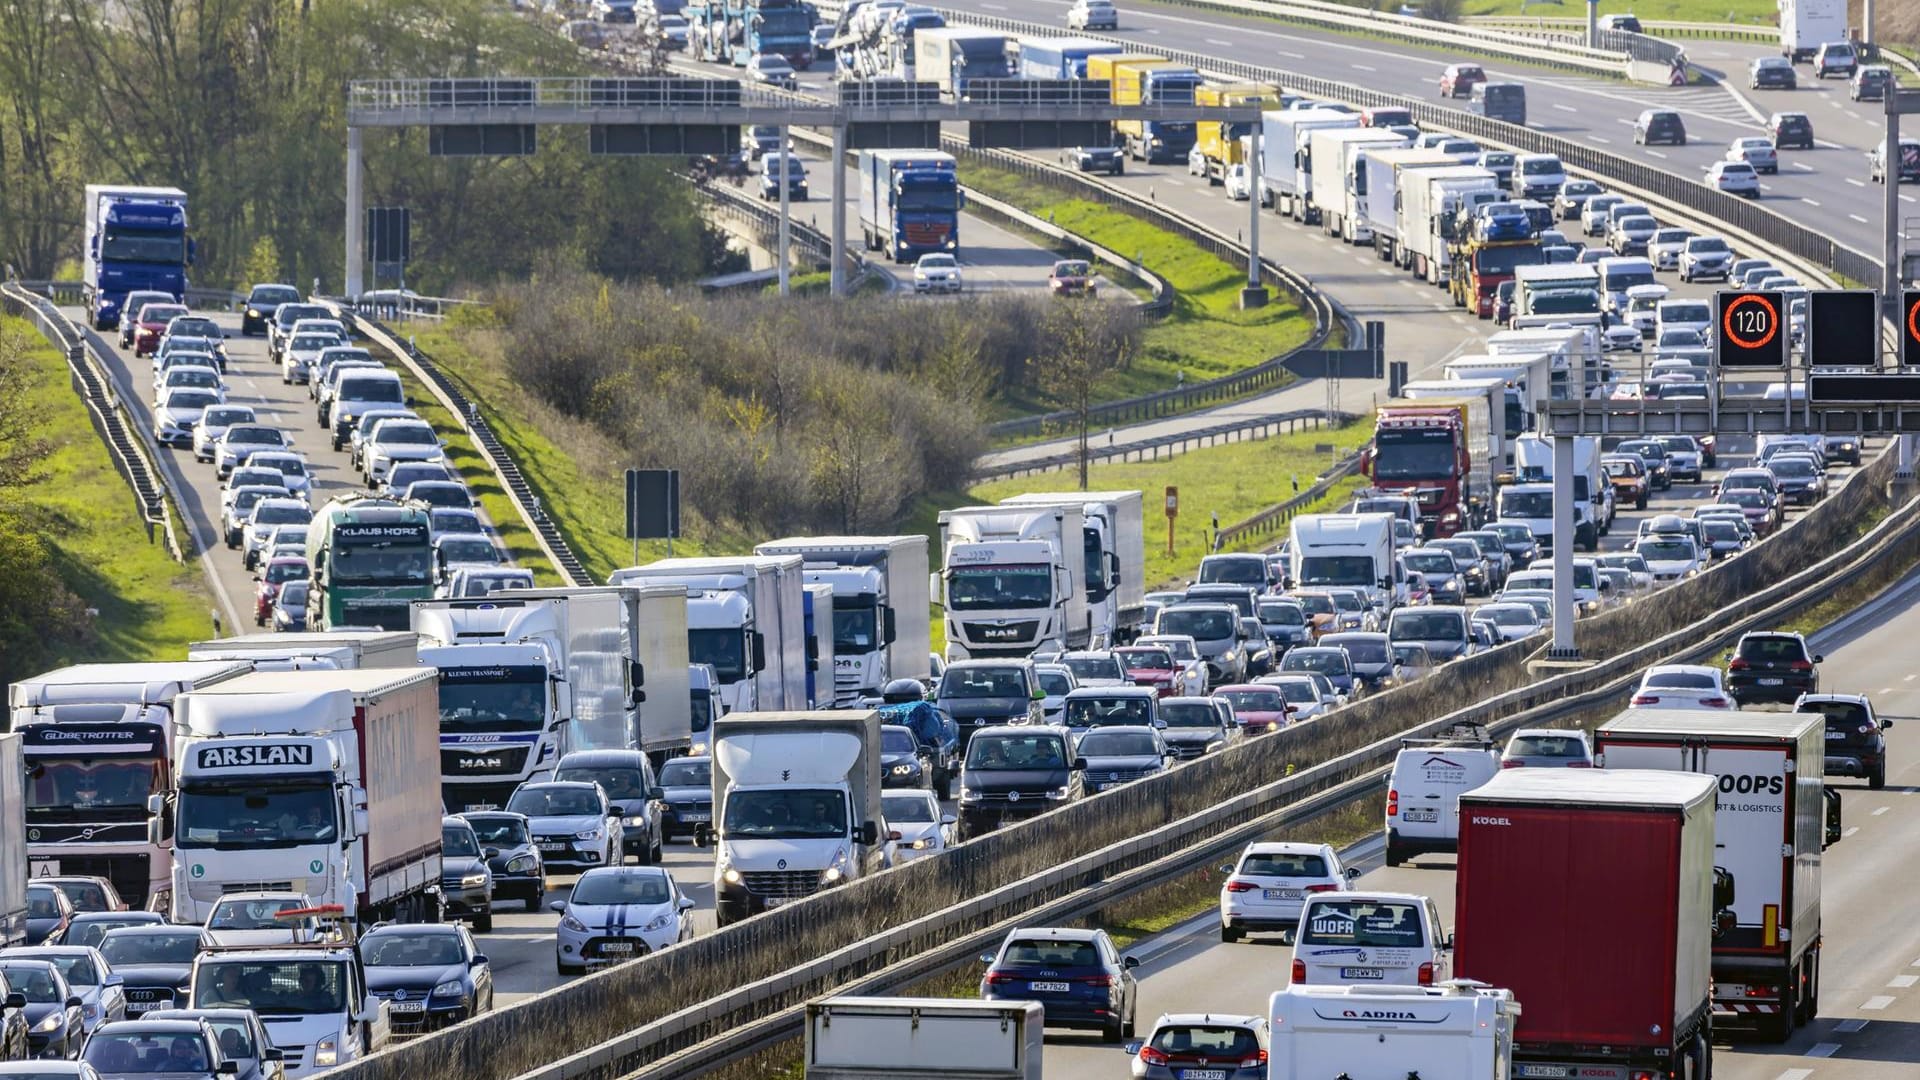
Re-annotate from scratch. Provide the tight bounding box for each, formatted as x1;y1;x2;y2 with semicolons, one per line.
240;284;301;336
1852;66;1893;102
1616;439;1673;490
63;912;166;952
1062;145;1124;175
439;817;494;933
1799;694;1892;789
359;924;493;1036
1769;111;1814;150
552;749;665;865
0;959;83;1059
955;725;1083;840
1635;109;1686;147
932;661;1045;751
979;927;1138;1042
80;1017;226;1078
24;886;73;947
1749;56;1796;90
460;811;547;912
878;724;933;790
1725;631;1820;706
143;1009;284;1080
1155;696;1236;760
653;756;712;845
95;926;206;1018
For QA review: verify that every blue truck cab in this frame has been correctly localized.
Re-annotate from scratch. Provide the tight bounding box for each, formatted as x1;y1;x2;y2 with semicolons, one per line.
858;149;962;263
83;184;191;331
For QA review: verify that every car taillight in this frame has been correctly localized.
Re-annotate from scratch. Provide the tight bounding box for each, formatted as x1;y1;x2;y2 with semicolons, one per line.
1501;759;1523;768
1385;788;1399;816
1138;1046;1169;1066
1701;697;1730;708
1631;694;1659;705
1291;959;1306;984
985;972;1017;986
1790;660;1813;671
1304;882;1340;893
1728;658;1750;671
1225;879;1258;893
1079;974;1113;987
1240;1050;1270;1069
1417;962;1435;986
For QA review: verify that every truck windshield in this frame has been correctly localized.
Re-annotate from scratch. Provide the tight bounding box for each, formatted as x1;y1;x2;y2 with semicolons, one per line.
100;231;185;264
176;782;336;848
1296;556;1375;587
1373;428;1456;480
24;757;165;816
831;600;878;653
1476;245;1547;277
331;531;432;584
722;788;848;839
1197;557;1265;585
947;564;1051;610
1500;490;1554;518
193;959;347;1015
433;666;548;735
688;629;746;683
896;186;958;214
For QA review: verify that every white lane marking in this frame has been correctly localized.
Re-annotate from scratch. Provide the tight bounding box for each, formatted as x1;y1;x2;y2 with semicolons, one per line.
1905;195;1918;205
1647;150;1668;159
1843;826;1860;837
1906;674;1917;681
1808;1043;1842;1058
1353;63;1377;72
1836;1019;1869;1033
1589;136;1612;145
1774;1069;1814;1080
1616;117;1635;126
1206;38;1233;46
1889;975;1919;988
1847;178;1867;187
1793;162;1814;171
1863;995;1896;1010
1874;806;1891;816
1881;687;1895;694
1761;183;1775;192
1804;198;1822;207
1554;103;1579;113
1278;50;1304;59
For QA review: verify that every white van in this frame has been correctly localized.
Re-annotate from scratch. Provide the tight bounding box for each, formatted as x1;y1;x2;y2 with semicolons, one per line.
1293;891;1452;986
1384;735;1501;865
1596;256;1657;316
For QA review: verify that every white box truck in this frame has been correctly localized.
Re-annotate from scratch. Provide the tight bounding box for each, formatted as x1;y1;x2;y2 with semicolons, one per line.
936;504;1090;660
1309;128;1406;240
1487;326;1599;401
1445;352;1554;437
1780;0;1845;61
1359;148;1458;261
609;555;810;714
1400;166;1501;283
754;536;933;705
805;996;1043;1079
1259;109;1358;218
1286;512;1400;611
998;491;1146;647
1267;983;1521;1080
1502;434;1611;551
515;583;694;760
706;711;884;926
167;668;443;927
0;734;25;948
9;661;253;911
187;631;418;670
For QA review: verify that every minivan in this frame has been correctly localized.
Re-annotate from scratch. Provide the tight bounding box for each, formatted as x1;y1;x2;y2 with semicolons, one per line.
1293;891;1452;986
1155;603;1249;685
1469;82;1526;126
1512;153;1565;200
933;660;1044;748
1383;735;1502;865
1597;256;1657;315
955;724;1083;839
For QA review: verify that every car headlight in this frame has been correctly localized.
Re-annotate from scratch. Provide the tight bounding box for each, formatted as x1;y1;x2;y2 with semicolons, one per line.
910;838;931;850
506;854;536;873
558;913;589;933
575;829;602;840
821;865;844;883
432;979;467;999
960;787;982;803
1046;785;1072;800
623;815;649;828
642;911;674;932
889;764;914;776
460;872;487;888
247;308;261;318
33;1011;63;1033
722;866;743;884
314;1038;338;1068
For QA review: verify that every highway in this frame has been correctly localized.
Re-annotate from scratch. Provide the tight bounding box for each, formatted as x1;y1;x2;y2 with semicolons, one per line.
1037;564;1920;1079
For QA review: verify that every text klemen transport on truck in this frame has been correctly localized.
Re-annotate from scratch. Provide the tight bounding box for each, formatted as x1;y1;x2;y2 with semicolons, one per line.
857;149;961;263
1597;709;1825;1042
1455;768;1718;1080
754;536;933;706
937;504;1091;660
187;631;417;671
166;668;443;929
706;711;885;926
999;491;1146;647
1266;982;1520;1080
9;660;252;910
804;996;1043;1080
83;184;190;330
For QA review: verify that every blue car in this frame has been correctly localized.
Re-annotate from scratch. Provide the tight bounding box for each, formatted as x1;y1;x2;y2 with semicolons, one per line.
1278;646;1358;698
24;884;72;946
360;923;494;1035
979;927;1139;1042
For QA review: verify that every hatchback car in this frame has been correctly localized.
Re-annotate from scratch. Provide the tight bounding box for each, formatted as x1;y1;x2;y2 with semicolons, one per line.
1749;56;1796;89
359;922;493;1032
1127;1014;1270;1080
139;1009;282;1080
552;866;695;974
0;958;84;1059
1209;684;1289;734
1815;41;1857;79
503;781;622;872
1726;631;1821;705
1500;728;1593;768
1067;0;1118;30
1218;841;1357;943
81;1017;228;1079
1706;160;1761;198
1727;136;1778;174
1553;179;1605;220
881;789;954;864
1851;65;1893;101
1798;694;1890;788
1769;111;1815;150
980;927;1138;1041
652;755;712;845
1634;109;1686;146
2;945;126;1037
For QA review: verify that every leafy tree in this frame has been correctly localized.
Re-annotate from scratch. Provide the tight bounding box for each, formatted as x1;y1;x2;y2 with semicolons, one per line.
1032;299;1134;491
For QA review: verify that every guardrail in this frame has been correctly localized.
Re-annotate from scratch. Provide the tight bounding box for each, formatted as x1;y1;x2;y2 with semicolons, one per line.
974;409;1351;482
3;282;189;562
1467;14;1778;42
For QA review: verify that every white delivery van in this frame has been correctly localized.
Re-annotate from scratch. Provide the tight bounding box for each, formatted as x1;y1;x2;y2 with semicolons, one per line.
1293;891;1452;987
1383;731;1501;865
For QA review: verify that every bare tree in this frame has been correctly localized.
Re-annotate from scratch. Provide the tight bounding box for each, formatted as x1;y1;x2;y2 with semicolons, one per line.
1032;300;1132;491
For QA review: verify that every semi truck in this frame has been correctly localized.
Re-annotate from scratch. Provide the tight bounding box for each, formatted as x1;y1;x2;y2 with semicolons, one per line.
913;26;1012;96
936;504;1090;660
1780;0;1845;61
1399;166;1501;283
1259;109;1359;219
857;149;961;263
82;184;190;330
688;0;815;67
1444;352;1554;436
1107;59;1203;164
1363;399;1492;538
706;711;884;926
524;583;694;760
1266;983;1521;1079
609;555;810;715
1015;36;1122;79
803;583;832;708
8;661;253;910
1456;768;1718;1080
187;631;418;671
1192;82;1280;183
1286;512;1399;610
753;536;933;706
1307;128;1405;237
0;734;27;947
804;997;1043;1079
1359;148;1460;262
166;668;443;927
1596;709;1825;1042
306;496;435;631
1451;231;1547;319
999;491;1146;647
1400;378;1511;470
1486;326;1601;401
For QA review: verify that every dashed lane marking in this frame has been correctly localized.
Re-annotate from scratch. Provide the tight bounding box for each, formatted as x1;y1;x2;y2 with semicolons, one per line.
1774;1069;1813;1080
1862;995;1896;1010
1836;1019;1869;1033
1889;975;1918;989
1843;826;1860;837
1808;1043;1841;1058
1846;178;1867;187
1874;806;1890;816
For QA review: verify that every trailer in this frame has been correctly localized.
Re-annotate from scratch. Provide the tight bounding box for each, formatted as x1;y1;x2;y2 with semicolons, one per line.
998;491;1146;646
1014;36;1122;79
0;734;25;947
1267;983;1520;1079
1399;166;1500;283
804;996;1042;1079
1307;127;1405;238
1259;109;1359;219
753;536;933;704
1358;148;1458;262
516;583;695;759
187;631;418;670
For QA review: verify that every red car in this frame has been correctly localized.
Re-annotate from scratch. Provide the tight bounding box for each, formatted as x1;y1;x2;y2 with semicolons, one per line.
1212;684;1291;734
1113;645;1205;698
131;302;190;357
254;556;310;625
1440;63;1486;99
1048;259;1097;297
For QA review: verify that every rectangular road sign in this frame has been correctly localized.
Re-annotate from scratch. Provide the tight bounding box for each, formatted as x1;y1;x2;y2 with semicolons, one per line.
1807;373;1920;404
1807;290;1880;369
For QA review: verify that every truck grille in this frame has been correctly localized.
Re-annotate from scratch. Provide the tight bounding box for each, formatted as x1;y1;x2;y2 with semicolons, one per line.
441;746;532;777
741;870;821;900
189;880;295;903
1165;744;1208;760
960;620;1038;646
442;780;524;813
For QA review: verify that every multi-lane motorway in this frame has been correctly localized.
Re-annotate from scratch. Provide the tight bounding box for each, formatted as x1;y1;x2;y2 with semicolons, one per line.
1037;564;1920;1079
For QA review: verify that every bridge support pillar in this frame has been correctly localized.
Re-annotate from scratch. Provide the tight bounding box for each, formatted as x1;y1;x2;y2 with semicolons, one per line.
345;126;364;300
830;124;847;298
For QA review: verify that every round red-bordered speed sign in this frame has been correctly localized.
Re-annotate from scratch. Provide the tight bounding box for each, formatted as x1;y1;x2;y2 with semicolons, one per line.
1722;293;1779;352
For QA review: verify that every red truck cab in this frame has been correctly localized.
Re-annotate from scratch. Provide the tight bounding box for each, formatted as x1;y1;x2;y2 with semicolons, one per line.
1364;407;1472;537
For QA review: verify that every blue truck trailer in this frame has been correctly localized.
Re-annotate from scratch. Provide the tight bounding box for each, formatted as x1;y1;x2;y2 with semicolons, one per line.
1015;36;1124;79
858;149;962;263
82;184;190;331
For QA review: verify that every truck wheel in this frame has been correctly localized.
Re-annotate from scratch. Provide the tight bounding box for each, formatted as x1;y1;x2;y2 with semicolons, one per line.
1637;494;1648;511
1690;1030;1711;1079
1761;981;1795;1043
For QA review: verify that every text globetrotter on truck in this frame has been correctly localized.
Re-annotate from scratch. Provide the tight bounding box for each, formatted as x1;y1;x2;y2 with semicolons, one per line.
1455;768;1719;1080
82;184;190;331
1597;709;1825;1042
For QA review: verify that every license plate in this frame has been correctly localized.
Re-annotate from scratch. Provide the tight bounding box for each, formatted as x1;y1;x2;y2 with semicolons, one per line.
1181;1071;1229;1080
1826;731;1846;740
1717;983;1748;996
1029;980;1071;993
599;942;635;955
1263;888;1301;900
764;896;789;908
1759;678;1783;686
540;842;568;853
127;1000;163;1014
388;1001;426;1014
681;812;711;822
1515;1067;1572;1079
1340;967;1386;980
1402;809;1438;822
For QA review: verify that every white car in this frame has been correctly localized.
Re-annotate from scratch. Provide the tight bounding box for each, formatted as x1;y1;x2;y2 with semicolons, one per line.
881;790;954;864
192;404;257;463
1132;634;1211;697
245;450;313;500
1033;663;1077;725
1060;650;1131;688
550;866;693;974
1249;674;1329;720
1633;533;1704;583
1646;227;1693;271
912;253;963;294
363;418;445;484
1726;136;1778;175
203;891;325;948
152;387;222;448
1187;145;1209;177
1655;298;1713;343
214;423;295;479
1223;162;1254;201
1581;193;1625;237
243;497;314;566
1706;160;1761;198
1470;602;1542;643
153;364;225;408
1219;841;1356;944
744;53;797;89
1630;664;1734;710
1622;283;1670;337
1066;0;1117;30
1678;235;1734;282
281;330;345;384
1596;552;1652;592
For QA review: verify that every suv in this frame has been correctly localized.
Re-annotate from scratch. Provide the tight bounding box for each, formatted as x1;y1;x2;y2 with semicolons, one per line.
1798;693;1891;789
552;750;665;865
1634;109;1686;146
1219;841;1357;944
1130;1014;1270;1075
979;927;1137;1042
955;724;1083;839
1725;631;1821;706
1768;111;1815;150
1154;603;1247;685
1814;41;1857;79
932;660;1044;748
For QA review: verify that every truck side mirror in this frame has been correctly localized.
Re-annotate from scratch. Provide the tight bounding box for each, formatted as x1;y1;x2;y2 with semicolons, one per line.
859;820;879;846
1713;866;1736;910
629;659;645;688
147;793;165;815
751;632;767;674
884;607;898;645
351;808;370;838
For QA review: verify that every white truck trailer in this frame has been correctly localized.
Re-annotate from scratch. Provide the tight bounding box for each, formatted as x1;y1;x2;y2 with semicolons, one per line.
1308;127;1406;240
0;734;25;947
514;583;694;760
609;555;810;714
167;668;443;927
998;491;1146;647
1780;0;1845;61
754;535;933;705
804;997;1043;1079
1267;983;1521;1079
936;504;1090;660
187;631;418;670
1400;166;1501;283
1259;109;1358;218
1359;148;1460;261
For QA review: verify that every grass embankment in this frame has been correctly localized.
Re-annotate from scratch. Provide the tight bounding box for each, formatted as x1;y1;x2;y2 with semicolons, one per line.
963;420;1373;590
956;163;1315;421
5;316;214;659
1456;0;1774;22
